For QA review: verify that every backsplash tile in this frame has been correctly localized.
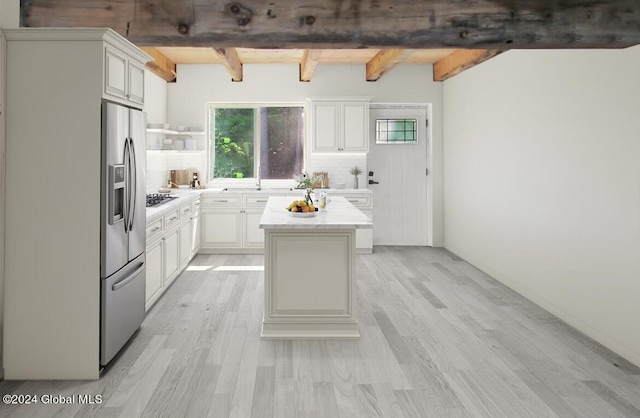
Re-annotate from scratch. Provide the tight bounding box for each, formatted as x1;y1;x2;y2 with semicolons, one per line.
306;153;368;189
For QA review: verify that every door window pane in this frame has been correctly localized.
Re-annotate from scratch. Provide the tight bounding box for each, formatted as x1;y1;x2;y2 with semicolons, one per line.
376;118;418;144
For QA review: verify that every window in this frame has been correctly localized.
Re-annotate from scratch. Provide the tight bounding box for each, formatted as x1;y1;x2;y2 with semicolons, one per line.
375;118;418;144
208;105;304;180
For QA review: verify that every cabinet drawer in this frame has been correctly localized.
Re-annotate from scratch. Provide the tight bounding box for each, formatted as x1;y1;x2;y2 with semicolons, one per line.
146;218;163;243
191;198;201;214
179;203;193;220
201;194;241;208
243;194;271;208
340;194;372;208
163;209;180;230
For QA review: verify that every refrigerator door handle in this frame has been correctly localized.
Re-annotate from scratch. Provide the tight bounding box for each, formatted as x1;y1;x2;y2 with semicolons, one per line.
122;137;130;232
128;137;137;232
112;262;145;291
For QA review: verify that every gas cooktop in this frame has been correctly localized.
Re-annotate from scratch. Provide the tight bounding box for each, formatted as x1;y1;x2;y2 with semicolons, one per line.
146;193;177;208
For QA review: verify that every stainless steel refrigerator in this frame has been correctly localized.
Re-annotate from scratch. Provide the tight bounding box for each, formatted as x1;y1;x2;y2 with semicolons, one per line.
100;101;147;367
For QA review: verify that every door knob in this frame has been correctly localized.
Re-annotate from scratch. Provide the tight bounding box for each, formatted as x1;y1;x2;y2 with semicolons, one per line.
368;180;379;185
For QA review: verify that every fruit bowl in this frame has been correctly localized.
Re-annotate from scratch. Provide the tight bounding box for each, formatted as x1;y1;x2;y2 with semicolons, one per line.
285;199;318;216
288;211;317;218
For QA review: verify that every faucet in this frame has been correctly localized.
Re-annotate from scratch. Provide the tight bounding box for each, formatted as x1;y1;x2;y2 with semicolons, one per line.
256;165;261;190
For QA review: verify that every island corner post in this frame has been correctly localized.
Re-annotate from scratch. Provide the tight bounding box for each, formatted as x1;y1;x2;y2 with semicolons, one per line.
259;196;372;339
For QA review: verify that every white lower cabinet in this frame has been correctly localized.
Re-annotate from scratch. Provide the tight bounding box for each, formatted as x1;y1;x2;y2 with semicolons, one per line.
202;210;243;248
191;212;201;256
163;227;180;287
145;239;164;309
200;193;270;253
326;192;374;254
199;191;373;253
145;194;200;310
179;221;191;270
244;209;265;248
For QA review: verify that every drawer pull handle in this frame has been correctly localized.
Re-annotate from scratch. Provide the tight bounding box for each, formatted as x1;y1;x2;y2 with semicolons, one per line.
169;216;177;221
194;202;200;206
214;200;228;203
348;199;359;203
183;208;191;212
150;226;161;232
256;199;268;203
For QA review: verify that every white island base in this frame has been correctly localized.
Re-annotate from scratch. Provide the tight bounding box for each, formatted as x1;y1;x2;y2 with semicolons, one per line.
260;196;372;339
261;229;359;338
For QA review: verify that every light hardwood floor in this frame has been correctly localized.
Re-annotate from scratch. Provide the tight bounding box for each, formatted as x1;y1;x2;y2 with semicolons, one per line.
1;246;640;417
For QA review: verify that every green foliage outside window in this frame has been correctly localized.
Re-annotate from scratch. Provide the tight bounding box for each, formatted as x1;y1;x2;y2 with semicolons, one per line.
213;108;255;178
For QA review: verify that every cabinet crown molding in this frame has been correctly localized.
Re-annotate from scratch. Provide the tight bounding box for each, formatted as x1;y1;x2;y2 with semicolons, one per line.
2;28;151;64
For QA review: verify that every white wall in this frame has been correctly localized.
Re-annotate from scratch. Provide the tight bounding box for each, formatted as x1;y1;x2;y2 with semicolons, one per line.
0;0;19;28
143;69;172;193
144;69;168;124
443;48;640;366
0;0;18;380
167;63;444;244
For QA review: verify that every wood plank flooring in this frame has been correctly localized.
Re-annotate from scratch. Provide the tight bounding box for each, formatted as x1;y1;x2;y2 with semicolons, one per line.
1;246;639;417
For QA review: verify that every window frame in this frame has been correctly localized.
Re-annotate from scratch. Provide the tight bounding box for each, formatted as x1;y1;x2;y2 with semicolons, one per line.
375;118;419;144
205;102;307;188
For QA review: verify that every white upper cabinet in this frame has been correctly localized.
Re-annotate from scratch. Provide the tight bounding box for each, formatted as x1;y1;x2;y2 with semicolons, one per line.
309;98;371;153
311;102;340;151
104;42;147;107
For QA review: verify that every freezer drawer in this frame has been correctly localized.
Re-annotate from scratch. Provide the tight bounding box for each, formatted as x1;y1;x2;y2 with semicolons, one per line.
100;253;146;366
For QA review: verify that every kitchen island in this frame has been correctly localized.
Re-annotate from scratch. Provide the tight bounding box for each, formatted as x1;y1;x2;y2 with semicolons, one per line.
259;196;372;338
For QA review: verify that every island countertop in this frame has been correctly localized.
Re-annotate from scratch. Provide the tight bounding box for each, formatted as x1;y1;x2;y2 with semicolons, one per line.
260;196;372;230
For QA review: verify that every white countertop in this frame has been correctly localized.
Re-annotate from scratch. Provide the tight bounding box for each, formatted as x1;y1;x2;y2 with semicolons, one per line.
146;188;373;221
259;196;372;230
200;188;372;195
145;190;199;220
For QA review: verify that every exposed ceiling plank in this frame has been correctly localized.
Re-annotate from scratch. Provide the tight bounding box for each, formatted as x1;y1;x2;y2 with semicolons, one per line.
299;49;322;82
365;49;413;81
433;49;504;81
22;0;640;49
140;47;177;82
214;47;243;81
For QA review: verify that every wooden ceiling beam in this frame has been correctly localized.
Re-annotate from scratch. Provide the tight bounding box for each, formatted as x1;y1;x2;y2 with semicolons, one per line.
366;49;413;81
21;0;640;49
299;49;322;82
433;49;504;81
214;47;243;81
140;47;177;82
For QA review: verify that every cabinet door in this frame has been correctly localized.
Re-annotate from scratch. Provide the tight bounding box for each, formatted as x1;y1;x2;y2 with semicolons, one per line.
104;47;127;100
163;228;180;286
146;239;163;309
356;209;373;252
191;213;201;256
178;221;191;270
243;209;265;248
311;102;340;152
201;210;242;248
342;102;369;152
128;60;145;105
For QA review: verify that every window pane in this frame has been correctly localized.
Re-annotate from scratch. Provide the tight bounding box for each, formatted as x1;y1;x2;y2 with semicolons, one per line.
260;107;304;179
212;108;255;179
375;118;418;144
209;105;305;180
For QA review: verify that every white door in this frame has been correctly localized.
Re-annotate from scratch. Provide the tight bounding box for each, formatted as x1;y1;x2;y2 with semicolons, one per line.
368;105;429;245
